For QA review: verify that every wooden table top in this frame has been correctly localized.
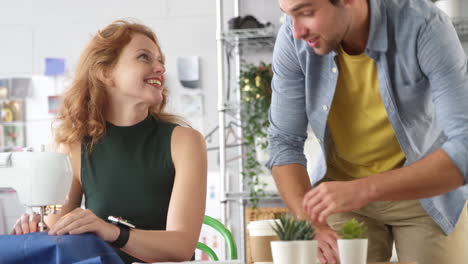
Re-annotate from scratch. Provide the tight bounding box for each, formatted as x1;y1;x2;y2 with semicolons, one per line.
369;262;417;264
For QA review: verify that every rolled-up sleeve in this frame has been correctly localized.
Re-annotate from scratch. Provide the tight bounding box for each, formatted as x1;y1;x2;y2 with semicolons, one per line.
418;16;468;184
266;20;309;169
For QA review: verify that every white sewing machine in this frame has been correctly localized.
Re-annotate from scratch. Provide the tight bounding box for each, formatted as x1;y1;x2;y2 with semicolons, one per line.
0;151;73;231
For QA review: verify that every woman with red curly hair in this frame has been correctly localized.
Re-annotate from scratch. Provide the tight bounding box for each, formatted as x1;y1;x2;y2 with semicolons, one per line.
11;20;207;263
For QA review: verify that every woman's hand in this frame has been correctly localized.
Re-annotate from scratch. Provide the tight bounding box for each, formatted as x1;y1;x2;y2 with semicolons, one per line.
48;208;119;242
10;212;41;234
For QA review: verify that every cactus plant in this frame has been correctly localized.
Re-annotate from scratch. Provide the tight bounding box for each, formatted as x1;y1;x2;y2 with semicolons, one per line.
271;213;315;241
338;218;367;239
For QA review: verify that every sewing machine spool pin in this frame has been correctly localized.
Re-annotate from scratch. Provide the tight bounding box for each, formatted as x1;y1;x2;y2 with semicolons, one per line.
37;206;48;232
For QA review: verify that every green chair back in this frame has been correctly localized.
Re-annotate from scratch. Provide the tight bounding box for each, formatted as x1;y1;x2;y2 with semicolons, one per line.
196;215;238;261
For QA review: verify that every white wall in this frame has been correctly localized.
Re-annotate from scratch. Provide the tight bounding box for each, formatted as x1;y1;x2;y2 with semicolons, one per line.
0;0;222;169
0;0;224;234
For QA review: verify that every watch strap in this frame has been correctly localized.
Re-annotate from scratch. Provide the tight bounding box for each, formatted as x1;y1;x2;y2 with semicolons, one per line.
110;224;130;248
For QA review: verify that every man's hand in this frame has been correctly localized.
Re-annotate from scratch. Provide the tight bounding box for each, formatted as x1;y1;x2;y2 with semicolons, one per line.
303;180;370;224
314;224;339;264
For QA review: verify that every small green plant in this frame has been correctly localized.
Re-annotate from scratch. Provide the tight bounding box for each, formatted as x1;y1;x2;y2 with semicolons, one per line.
338;218;367;239
271;213;315;241
239;62;272;208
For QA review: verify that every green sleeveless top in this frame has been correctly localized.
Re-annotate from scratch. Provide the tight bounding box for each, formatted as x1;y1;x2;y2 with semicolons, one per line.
81;115;177;263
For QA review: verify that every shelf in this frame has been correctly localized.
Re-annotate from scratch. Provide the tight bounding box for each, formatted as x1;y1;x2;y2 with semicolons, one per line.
453;17;468;41
224;26;277;40
0;98;25;102
222;19;468;45
0;121;25;126
223;191;282;202
223;26;277;50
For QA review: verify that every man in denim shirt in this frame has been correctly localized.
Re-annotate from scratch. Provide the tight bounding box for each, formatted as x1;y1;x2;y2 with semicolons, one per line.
267;0;468;263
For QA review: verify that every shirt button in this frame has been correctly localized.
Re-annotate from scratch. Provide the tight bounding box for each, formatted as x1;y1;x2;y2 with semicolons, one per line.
323;105;328;111
332;67;337;73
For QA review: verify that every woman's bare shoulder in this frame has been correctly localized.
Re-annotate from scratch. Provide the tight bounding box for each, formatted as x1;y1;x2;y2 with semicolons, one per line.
171;126;205;147
55;142;81;156
55;141;82;182
170;126;206;162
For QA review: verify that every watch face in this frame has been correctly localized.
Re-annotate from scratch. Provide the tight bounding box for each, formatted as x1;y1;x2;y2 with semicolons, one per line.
108;216;135;228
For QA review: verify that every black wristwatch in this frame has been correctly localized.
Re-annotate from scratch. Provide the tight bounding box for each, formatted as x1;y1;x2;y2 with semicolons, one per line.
108;216;135;248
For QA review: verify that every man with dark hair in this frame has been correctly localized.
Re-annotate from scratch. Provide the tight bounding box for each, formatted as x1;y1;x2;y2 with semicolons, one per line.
267;0;468;263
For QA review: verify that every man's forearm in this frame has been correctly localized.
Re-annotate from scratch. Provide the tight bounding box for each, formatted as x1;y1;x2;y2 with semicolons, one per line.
364;148;465;202
272;163;312;219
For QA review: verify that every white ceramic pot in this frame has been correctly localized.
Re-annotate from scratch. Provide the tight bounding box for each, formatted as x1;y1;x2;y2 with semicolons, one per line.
338;239;368;264
271;240;318;264
435;0;462;18
295;240;318;264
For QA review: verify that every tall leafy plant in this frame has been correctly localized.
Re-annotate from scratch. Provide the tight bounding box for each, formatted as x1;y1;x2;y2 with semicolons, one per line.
240;62;273;208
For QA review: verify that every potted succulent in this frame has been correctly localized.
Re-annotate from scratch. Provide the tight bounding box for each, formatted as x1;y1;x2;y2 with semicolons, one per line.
270;214;317;264
337;218;368;264
239;62;273;208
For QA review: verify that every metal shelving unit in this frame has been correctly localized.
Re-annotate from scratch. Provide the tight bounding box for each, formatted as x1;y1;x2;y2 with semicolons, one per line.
216;0;278;261
453;17;468;40
224;27;276;39
224;27;276;56
224;191;282;202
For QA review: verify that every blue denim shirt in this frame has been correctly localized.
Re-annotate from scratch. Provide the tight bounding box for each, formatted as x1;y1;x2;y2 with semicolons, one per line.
266;0;468;234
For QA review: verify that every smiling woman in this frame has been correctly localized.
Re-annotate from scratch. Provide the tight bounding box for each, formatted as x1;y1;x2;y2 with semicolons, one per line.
10;20;207;264
54;20;178;150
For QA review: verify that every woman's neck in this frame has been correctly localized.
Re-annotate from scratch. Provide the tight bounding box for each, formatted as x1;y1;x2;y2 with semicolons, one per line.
105;102;149;126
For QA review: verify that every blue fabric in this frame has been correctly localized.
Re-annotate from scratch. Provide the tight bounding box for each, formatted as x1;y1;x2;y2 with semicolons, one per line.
0;232;124;264
266;0;468;234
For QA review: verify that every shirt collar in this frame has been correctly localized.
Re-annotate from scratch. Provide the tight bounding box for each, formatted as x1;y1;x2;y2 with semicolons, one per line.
366;0;388;53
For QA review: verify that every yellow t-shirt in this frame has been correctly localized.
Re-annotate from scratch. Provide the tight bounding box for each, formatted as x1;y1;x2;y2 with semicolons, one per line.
326;45;405;181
